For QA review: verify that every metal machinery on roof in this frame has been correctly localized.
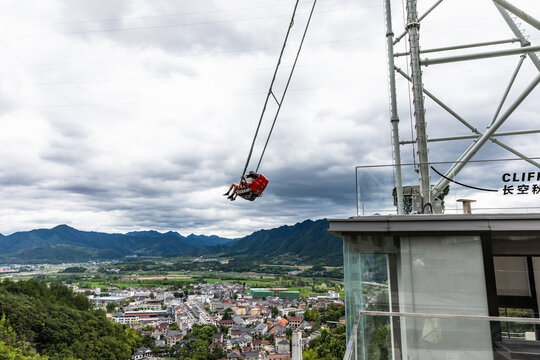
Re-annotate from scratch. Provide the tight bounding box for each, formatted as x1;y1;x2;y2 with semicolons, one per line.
385;0;540;214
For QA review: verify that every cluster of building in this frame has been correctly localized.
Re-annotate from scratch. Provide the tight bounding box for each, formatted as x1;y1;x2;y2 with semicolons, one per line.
71;282;343;359
0;267;18;273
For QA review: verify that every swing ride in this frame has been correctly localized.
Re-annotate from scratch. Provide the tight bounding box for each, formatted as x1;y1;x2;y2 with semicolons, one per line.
225;0;317;202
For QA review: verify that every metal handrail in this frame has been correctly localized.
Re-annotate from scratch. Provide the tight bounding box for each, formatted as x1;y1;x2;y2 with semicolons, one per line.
343;310;540;360
343;312;361;360
358;310;540;324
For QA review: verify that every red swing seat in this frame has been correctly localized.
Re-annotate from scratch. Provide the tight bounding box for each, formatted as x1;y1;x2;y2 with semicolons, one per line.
236;173;269;201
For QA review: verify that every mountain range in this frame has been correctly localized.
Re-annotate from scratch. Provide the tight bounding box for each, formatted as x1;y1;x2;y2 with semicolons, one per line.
0;219;343;264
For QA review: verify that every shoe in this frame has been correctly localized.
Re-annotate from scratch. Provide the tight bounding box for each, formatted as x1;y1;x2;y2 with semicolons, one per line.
223;193;229;196
229;197;235;201
227;195;234;200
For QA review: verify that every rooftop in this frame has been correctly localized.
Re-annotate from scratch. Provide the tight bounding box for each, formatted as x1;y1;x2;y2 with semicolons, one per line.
329;213;540;234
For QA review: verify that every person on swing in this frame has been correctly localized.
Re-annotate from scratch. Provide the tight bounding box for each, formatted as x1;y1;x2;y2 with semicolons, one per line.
223;171;260;201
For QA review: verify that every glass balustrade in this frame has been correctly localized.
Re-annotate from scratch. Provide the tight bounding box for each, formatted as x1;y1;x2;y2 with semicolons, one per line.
344;310;540;360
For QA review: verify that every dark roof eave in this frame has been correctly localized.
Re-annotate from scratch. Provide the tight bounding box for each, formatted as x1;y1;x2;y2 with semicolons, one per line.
328;213;540;237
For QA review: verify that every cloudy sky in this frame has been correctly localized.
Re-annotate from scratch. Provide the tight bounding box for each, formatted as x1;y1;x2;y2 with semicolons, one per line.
0;0;538;237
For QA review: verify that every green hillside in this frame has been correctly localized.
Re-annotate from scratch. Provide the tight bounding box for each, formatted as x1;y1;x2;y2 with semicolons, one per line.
228;219;343;265
0;219;344;265
0;279;142;360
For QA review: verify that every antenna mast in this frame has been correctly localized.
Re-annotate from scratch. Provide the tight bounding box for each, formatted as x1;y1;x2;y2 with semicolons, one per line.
406;0;431;205
384;0;540;214
384;0;405;214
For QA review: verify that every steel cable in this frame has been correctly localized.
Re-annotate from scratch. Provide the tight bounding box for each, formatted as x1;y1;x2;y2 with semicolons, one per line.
239;0;301;184
240;0;318;182
255;0;318;173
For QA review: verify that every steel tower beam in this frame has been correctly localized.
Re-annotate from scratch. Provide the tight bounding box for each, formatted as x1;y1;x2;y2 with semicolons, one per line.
394;0;444;45
399;129;540;144
490;55;526;127
407;0;431;203
385;0;404;214
493;0;540;31
495;4;540;70
381;0;539;214
428;2;540;198
394;38;519;57
420;45;540;66
431;73;540;198
395;66;540;172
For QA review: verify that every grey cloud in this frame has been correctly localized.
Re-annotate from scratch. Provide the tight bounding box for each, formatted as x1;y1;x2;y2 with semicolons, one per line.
0;0;537;237
0;171;41;187
57;1;287;56
52;183;110;196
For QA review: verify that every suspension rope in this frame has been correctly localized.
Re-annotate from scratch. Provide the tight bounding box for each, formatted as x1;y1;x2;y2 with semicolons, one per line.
255;0;318;172
239;0;301;184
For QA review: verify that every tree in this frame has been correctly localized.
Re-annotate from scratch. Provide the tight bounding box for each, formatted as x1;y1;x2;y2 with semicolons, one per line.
61;266;87;273
0;279;142;360
106;302;118;313
304;309;320;323
141;335;154;348
303;327;346;360
176;324;220;360
223;308;234;320
271;306;279;318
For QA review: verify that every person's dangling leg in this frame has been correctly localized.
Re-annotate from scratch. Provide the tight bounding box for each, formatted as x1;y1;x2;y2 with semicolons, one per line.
223;183;238;196
228;184;238;200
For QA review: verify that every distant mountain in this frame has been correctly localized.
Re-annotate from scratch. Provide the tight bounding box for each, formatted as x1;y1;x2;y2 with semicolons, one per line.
125;230;163;238
185;234;236;247
0;225;232;264
0;219;342;264
228;219;343;264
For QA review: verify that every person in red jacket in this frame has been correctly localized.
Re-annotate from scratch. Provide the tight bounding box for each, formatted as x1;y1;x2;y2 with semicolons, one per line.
223;171;259;201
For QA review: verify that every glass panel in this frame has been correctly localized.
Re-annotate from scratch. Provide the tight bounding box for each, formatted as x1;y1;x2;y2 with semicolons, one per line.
356;159;540;216
354;312;540;360
398;235;488;316
499;308;535;339
494;256;530;296
534;257;540;315
343;235;392;340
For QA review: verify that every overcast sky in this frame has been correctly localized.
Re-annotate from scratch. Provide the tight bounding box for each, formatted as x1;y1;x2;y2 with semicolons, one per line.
0;0;538;237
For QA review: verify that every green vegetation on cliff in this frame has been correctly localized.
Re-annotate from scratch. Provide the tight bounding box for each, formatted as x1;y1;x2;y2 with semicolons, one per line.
0;314;47;360
304;327;347;360
0;279;141;360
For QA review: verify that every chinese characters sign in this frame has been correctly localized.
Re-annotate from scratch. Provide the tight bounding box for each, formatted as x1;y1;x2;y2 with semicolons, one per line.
502;172;540;195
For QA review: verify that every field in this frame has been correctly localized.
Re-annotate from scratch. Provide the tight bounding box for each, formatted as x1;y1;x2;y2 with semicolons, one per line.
0;260;345;298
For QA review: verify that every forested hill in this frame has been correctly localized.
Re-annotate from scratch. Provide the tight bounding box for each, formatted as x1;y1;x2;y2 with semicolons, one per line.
0;219;343;264
0;279;141;359
0;225;234;263
228;219;343;265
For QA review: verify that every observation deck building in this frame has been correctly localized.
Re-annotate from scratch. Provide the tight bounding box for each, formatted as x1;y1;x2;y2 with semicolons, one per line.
330;213;540;359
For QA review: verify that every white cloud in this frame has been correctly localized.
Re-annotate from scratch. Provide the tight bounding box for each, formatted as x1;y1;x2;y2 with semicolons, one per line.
0;0;538;236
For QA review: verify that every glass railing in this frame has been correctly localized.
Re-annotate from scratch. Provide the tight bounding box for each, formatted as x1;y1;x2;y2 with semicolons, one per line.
355;157;540;215
344;310;540;360
343;310;360;360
